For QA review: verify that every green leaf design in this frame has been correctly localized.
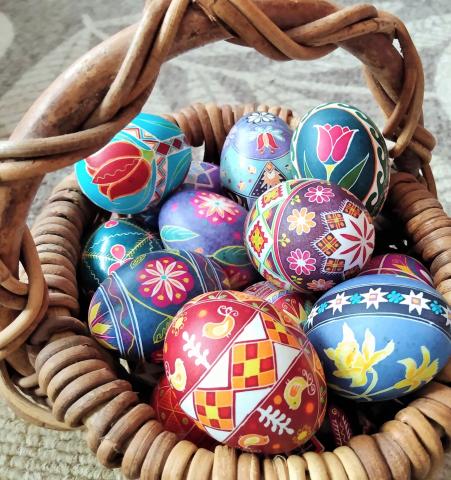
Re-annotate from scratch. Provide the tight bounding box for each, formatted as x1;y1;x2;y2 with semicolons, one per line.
153;316;172;344
337;153;369;191
160;224;199;242
303;151;314;179
212;246;251;267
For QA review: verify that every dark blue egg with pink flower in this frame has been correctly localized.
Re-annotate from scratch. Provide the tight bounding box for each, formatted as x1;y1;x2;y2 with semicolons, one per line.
80;218;163;297
88;249;227;362
290;103;390;216
159;190;258;289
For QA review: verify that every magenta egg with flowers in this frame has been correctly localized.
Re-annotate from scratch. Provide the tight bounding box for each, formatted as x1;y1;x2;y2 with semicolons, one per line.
245;179;375;294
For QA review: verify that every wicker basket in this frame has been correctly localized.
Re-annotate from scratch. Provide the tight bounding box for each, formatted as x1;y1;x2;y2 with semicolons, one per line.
0;0;449;478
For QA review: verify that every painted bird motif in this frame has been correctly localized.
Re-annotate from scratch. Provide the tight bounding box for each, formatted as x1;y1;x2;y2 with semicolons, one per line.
168;358;187;392
284;376;309;410
202;306;236;340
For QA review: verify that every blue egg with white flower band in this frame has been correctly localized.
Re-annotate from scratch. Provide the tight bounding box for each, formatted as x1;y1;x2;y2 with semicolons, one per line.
304;274;450;401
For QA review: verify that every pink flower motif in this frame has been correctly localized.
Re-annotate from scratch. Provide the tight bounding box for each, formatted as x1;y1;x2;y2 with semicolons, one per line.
190;191;241;225
287;249;316;276
315;124;358;163
137;256;194;308
305;185;335;204
107;244;130;275
307;278;335;291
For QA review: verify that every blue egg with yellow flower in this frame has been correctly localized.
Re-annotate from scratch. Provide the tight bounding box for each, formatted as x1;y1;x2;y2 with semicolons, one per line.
304;274;450;401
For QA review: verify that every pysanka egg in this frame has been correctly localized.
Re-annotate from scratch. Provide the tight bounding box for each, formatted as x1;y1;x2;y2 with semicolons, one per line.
359;253;433;286
88;250;227;362
244;281;313;328
181;161;221;193
304;274;450;401
75;113;191;214
80;219;163;295
290;103;390;216
221;111;296;208
151;376;214;448
245;179;375;293
159;190;258;289
164;290;327;454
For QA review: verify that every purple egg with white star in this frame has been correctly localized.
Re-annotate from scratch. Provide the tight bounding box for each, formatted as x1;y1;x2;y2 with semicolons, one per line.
159;190;258;289
180;160;221;193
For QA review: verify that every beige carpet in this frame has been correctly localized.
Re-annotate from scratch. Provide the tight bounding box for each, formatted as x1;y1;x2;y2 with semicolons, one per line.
0;0;449;478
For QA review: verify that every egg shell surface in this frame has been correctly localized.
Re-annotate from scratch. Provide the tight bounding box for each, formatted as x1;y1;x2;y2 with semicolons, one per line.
291;103;389;216
221;112;296;209
80;218;163;295
75;113;191;213
304;274;450;401
88;250;227;362
151;375;215;448
358;253;433;286
245;281;313;328
163;290;327;454
181;160;222;193
159;190;258;289
245;179;375;293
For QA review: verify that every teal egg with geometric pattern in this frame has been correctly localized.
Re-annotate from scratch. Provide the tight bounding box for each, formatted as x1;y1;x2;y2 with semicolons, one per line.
80;218;163;296
304;274;450;401
291;103;390;217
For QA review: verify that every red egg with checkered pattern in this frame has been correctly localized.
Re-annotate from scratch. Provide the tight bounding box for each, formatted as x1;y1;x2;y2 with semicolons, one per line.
151;376;216;449
163;290;327;454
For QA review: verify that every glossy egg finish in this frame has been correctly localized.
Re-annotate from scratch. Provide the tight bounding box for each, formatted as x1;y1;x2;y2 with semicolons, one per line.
245;179;375;293
304;274;450;401
159;190;258;289
151;376;214;448
181;161;222;193
164;290;327;454
221;112;296;209
75;113;191;213
80;219;163;295
245;281;314;328
359;253;433;286
291;103;389;216
88;250;227;362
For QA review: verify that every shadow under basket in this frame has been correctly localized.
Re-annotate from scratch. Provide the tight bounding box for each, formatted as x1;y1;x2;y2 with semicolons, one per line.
0;1;449;479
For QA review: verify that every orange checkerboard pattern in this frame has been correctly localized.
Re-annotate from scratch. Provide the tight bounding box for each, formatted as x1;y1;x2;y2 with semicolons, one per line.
194;390;234;431
264;317;299;348
232;340;276;389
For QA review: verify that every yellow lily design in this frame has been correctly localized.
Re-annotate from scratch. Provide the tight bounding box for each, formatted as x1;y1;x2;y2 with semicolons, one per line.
324;323;394;388
394;346;439;393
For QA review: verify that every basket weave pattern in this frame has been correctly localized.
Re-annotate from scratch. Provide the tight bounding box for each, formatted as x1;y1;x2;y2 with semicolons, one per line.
0;1;449;478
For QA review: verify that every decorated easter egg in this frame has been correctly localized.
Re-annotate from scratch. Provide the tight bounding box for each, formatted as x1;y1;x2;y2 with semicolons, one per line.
221;111;296;209
181;160;221;193
159;190;257;289
80;218;163;295
359;253;433;286
151;376;214;448
244;281;313;328
75;113;191;213
164;290;327;454
304;274;450;401
245;179;375;293
88;250;227;362
291;103;389;216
